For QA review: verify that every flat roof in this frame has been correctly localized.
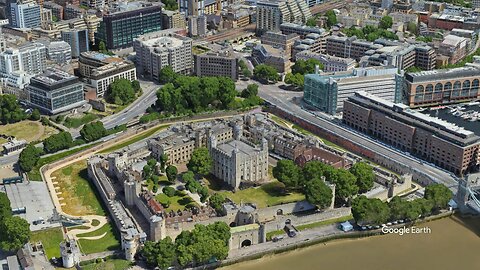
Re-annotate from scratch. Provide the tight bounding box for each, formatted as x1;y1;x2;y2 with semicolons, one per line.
217;140;260;157
230;223;260;234
406;67;480;83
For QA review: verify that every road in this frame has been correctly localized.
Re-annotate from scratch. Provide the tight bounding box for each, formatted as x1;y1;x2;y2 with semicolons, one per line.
236;80;458;189
0;78;160;167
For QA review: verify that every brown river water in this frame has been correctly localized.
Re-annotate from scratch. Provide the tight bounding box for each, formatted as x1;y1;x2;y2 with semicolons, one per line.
222;216;480;270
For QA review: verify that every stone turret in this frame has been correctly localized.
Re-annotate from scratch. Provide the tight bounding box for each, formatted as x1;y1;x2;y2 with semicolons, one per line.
233;123;243;140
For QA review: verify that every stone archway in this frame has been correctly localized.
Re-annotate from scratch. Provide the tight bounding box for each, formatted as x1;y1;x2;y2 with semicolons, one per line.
276;209;284;215
230;222;237;227
241;239;252;247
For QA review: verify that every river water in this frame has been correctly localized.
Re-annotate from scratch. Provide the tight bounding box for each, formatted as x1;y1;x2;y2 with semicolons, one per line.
222;216;480;270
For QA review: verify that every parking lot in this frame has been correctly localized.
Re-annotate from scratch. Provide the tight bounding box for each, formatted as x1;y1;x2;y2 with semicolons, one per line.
2;180;61;231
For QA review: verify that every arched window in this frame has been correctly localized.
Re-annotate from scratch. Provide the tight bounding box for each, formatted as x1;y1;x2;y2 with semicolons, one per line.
444;82;452;91
463;80;471;89
435;83;443;92
454;81;461;90
426;84;433;93
416;85;424;93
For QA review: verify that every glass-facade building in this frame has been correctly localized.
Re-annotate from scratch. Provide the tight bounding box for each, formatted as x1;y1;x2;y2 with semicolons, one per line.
27;68;85;114
95;3;162;49
304;67;403;115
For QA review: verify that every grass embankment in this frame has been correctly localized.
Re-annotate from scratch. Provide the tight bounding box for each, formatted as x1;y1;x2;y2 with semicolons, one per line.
63;113;99;129
99;124;169;153
28;143;99;181
205;175;305;208
266;215;353;241
0;120;58;143
30;227;64;259
155;190;198;212
50;160;105;216
81;259;132;270
77;223;120;254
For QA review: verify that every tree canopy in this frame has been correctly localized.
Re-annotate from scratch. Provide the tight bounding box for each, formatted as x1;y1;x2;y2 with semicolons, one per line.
349;162;375;193
209;193;225;213
253;64;280;84
30;109;40;121
43;131;73;153
142;237;176;269
379;15;393;29
291;59;323;75
106;79;140;105
334;169;359;201
305;178;332;208
0;94;27;124
352;196;390;226
342;25;398;42
424;183;453;210
80;121;107;142
0;195;30;252
166;165;178;183
161;0;178;11
187;147;213;176
325;10;337;28
272;159;302;190
306;17;317;27
159;66;177;84
19;144;43;172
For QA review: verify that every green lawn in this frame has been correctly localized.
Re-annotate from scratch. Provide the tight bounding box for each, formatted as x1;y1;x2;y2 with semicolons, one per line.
99;124;169;153
0;120;58;143
64;113;99;129
30;227;64;259
155;192;197;212
205;176;305;208
270;114;291;128
81;259;132;270
78;223;120;254
66;225;90;231
28;143;99;181
50;160;105;216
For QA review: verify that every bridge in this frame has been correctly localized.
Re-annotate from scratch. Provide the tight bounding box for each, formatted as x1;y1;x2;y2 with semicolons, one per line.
456;172;480;214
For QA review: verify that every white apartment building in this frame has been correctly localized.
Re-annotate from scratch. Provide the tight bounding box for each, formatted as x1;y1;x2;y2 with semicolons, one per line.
256;0;311;34
90;62;137;97
133;30;193;80
0;42;47;76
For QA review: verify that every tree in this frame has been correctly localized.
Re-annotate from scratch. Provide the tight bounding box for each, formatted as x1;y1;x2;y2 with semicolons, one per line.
209;193;225;213
291;59;323;75
334;169;359;201
0;193;12;220
19;144;43;172
325;10;337;27
350;162;375;193
159;154;168;173
388;196;409;221
306;17;317;27
253;64;280;84
131;80;141;93
323;165;339;184
143;165;152;179
241;84;259;98
379;15;393;29
305;178;332;209
182;171;195;183
272;160;302;190
242;68;252;78
98;41;107;53
302;161;327;184
30;109;40;121
413;198;434;217
424;184;453;210
166;165;178;183
187;147;212;176
0;94;27;124
162;186;176;197
142;237;176;269
161;0;178;11
407;22;417;34
80;121;107;142
0;216;31;251
198;186;209;203
352;196;390;225
43;131;73;153
106;78;136;105
159;66;177;84
284;73;304;89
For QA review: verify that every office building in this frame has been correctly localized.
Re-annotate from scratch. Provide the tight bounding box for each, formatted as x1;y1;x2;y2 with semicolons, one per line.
64;4;86;20
162;10;186;30
437;34;469;65
45;40;72;65
343;91;480;175
0;42;47;76
79;51;137;97
95;2;162;49
187;15;207;37
43;2;63;21
260;31;299;57
10;2;41;29
256;0;311;34
252;43;291;73
295;51;356;72
61;28;89;58
280;22;327;38
179;0;222;16
133;30;193;80
27;68;85;114
304;67;402;114
194;49;238;80
404;67;480;108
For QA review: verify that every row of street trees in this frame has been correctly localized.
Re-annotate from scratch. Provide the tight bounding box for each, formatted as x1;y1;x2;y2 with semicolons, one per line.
0;193;31;252
273;160;375;206
352;183;453;226
142;222;230;269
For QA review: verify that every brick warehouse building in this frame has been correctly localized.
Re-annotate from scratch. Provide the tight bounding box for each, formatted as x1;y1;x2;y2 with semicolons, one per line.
343;91;480;176
404;67;480;108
